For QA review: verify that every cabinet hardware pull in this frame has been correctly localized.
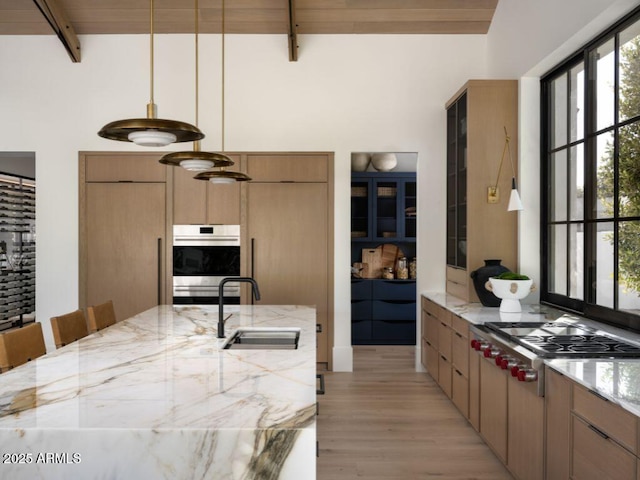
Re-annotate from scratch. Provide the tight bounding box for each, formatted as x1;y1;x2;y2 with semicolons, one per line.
455;332;463;338
441;322;447;327
587;423;609;440
440;355;448;361
157;238;162;305
250;238;256;305
425;340;432;347
588;389;609;402
455;369;463;376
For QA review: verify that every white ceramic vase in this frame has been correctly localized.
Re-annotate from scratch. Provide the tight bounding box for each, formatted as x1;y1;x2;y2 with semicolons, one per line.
486;277;534;313
351;153;371;172
371;153;397;172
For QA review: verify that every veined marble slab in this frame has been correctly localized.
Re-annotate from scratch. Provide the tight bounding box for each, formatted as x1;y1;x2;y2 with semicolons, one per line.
0;305;317;479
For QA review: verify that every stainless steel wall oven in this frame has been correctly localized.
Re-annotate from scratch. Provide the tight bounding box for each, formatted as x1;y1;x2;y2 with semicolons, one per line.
172;225;240;304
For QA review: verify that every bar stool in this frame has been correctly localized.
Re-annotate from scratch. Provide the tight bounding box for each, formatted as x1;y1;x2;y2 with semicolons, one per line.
0;322;46;373
50;309;89;348
87;300;116;333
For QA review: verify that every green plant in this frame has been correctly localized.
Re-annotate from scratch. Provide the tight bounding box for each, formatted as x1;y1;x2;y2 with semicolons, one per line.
494;272;530;281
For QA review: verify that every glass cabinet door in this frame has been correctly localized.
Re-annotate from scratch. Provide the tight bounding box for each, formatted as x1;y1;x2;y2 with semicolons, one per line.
403;180;416;239
374;180;399;240
447;93;468;269
351;180;371;240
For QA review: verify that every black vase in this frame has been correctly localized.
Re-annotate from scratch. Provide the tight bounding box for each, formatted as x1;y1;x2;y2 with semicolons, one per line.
470;259;510;307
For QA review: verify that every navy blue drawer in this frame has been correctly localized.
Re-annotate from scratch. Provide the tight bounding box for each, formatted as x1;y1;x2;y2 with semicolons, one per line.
351;299;372;321
372;300;416;321
351;279;373;300
372;280;416;301
372;320;416;343
352;319;372;343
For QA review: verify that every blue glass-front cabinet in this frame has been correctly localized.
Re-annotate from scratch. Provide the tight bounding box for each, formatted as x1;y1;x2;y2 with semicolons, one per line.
351;171;416;345
351;172;416;243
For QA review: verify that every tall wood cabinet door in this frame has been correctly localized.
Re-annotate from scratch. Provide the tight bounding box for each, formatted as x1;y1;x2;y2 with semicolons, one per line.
173;165;240;225
479;358;507;463
246;183;329;362
173;166;207;225
507;378;544;480
545;368;571;480
85;183;166;322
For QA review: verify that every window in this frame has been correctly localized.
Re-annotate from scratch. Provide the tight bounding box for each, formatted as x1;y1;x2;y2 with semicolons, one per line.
542;7;640;331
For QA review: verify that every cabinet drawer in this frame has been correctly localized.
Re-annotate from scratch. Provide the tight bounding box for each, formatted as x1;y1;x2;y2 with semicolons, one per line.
372;320;415;343
351;299;372;321
352;319;372;343
424;338;439;381
438;321;452;360
452;367;469;418
438;354;452;398
372;300;416;321
572;414;636;480
573;383;638;454
451;314;469;337
351;279;373;300
424;314;439;348
451;330;469;377
373;280;416;301
421;296;441;320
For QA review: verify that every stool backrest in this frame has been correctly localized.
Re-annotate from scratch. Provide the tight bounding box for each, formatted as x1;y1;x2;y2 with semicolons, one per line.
87;300;116;333
50;310;89;348
0;322;46;373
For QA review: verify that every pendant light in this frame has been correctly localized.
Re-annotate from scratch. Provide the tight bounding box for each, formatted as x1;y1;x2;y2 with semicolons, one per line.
159;0;234;171
194;0;251;184
98;0;204;147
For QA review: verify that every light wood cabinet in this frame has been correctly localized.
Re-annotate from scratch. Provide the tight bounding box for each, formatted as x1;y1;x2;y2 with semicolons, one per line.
468;344;480;431
84;153;166;183
421;297;443;385
445;80;518;302
507;378;543;480
572;414;636;480
545;367;571;480
243;153;333;367
172;154;241;225
80;152;169;322
450;314;469;418
479;356;508;463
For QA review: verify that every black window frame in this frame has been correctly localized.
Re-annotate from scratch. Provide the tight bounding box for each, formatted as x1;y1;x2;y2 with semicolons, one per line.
541;5;640;333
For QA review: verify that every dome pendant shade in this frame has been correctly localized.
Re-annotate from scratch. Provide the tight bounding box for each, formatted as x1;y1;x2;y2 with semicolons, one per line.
98;116;204;145
159;150;235;170
194;170;251;183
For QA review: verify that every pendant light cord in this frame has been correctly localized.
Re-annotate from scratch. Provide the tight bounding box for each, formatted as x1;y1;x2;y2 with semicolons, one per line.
221;0;226;152
150;0;155;107
195;0;199;128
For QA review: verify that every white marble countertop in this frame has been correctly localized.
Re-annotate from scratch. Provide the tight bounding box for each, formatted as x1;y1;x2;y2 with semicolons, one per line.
0;304;317;479
422;291;640;418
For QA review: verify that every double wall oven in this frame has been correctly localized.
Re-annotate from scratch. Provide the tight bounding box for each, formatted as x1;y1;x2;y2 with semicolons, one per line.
172;225;240;305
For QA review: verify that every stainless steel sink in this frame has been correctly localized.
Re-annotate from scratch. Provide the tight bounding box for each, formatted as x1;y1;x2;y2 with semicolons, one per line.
223;328;300;350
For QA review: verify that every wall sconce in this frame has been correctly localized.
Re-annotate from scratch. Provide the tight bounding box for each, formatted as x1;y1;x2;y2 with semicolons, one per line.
487;127;523;211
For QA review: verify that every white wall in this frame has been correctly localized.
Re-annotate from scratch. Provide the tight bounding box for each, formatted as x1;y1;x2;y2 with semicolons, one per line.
0;33;488;368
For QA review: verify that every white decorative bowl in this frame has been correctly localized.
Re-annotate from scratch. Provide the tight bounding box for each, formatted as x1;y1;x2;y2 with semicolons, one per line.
486;277;534;313
371;153;397;172
351;153;371;172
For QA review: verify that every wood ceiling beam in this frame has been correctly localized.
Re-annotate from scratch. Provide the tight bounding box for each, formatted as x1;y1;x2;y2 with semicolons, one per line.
32;0;81;62
287;0;298;62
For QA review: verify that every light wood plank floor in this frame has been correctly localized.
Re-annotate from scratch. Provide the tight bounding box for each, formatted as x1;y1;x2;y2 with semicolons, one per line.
317;346;513;479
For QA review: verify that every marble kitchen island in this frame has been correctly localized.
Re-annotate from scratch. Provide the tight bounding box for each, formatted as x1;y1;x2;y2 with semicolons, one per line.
0;305;317;480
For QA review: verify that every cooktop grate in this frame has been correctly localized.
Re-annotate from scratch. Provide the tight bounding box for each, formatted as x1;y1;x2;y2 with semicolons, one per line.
483;321;640;358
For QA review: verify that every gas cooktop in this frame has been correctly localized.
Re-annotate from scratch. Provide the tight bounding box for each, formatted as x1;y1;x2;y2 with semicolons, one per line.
483;321;640;359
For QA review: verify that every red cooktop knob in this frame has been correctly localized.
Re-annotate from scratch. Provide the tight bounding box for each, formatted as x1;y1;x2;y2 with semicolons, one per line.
517;369;538;382
470;339;478;349
511;365;520;377
499;357;510;369
483;347;492;357
495;355;503;366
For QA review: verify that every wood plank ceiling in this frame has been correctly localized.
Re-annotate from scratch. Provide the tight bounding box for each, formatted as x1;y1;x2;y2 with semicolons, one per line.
0;0;499;61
